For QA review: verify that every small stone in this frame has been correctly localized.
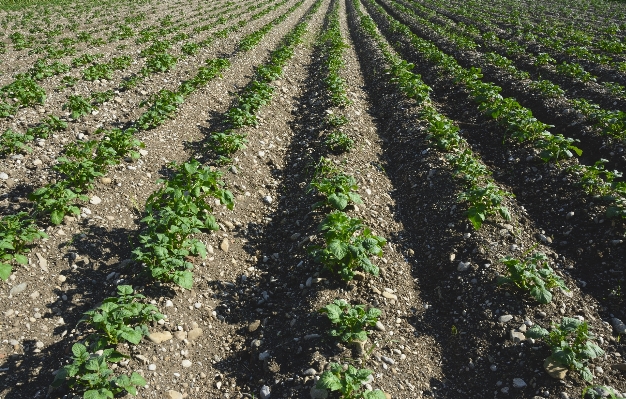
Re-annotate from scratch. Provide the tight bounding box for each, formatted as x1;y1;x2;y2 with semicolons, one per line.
611;318;626;334
220;238;230;252
148;331;173;344
181;359;192;368
89;196;102;205
306;277;313;287
188;327;203;340
33;159;42;166
610;363;626;371
263;195;272;204
375;321;386;331
381;356;395;365
510;330;526;342
512;378;526;388
310;385;329;399
382;292;397;300
0;172;8;180
35;341;44;348
100;177;112;184
9;283;27;296
139;149;148;156
148;364;157;371
36;253;48;272
303;368;317;376
544;357;568;379
174;331;187;340
560;393;570;399
499;315;513;323
260;385;271;399
166;390;183;399
457;261;470;271
249;320;261;332
566;211;574;220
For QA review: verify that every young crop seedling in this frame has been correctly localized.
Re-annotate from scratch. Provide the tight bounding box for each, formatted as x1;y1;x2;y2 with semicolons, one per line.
459;182;512;230
316;363;386;399
136;90;184;130
309;169;362;211
79;285;163;347
91;90;115;105
51;343;146;399
30;180;88;225
27;115;67;139
497;252;569;303
1;75;46;108
0;212;48;280
132;160;234;288
319;299;381;343
527;317;604;382
325;131;354;153
0;129;33;154
145;53;177;73
309;211;386;281
83;63;114;81
63;95;94;119
582;386;626;399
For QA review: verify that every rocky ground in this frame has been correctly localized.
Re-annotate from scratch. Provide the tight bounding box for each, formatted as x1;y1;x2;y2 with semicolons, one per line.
0;0;625;398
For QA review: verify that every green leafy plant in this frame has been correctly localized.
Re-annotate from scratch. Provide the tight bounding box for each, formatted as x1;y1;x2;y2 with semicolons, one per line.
110;56;132;71
309;211;386;281
447;149;490;184
136;90;183;129
144;53;177;73
63;95;93;119
132;160;234;288
83;63;113;81
459;182;512;229
1;75;46;107
181;42;199;55
80;285;163;347
325;131;354;153
51;343;146;399
27;60;69;80
90;90;115;105
28;115;67;139
582;385;625;399
497;252;569;303
30;180;87;225
0;212;48;280
59;75;78;89
326;114;349;127
316;363;386;399
0;129;33;154
527;317;604;382
319;299;381;343
309;171;362;211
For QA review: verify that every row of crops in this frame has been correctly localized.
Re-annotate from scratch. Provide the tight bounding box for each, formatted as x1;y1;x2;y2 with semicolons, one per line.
0;0;625;397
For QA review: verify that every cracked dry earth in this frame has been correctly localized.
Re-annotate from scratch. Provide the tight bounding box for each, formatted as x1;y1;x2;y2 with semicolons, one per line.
1;0;625;399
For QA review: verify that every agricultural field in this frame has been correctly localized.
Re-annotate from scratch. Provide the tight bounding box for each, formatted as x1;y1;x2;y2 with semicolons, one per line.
1;0;626;397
